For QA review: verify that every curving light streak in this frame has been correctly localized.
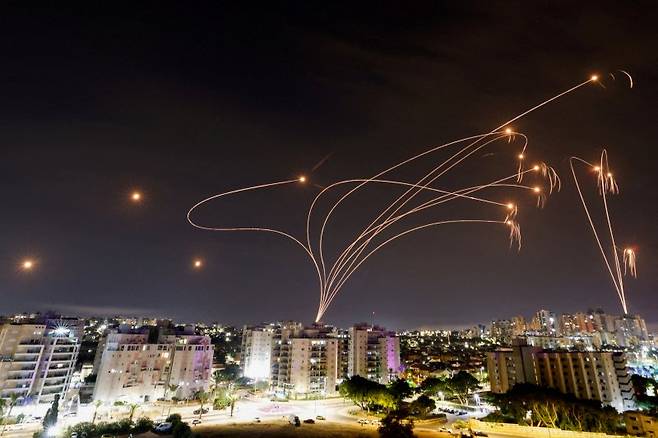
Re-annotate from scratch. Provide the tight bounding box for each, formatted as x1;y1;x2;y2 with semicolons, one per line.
570;151;637;314
188;76;600;322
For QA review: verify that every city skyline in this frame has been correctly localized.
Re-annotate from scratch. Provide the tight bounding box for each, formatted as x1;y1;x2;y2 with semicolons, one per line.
1;3;656;330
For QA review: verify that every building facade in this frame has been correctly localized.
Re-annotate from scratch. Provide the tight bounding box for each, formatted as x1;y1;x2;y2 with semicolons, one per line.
487;341;635;411
0;317;82;404
93;325;213;402
348;324;400;384
241;324;274;381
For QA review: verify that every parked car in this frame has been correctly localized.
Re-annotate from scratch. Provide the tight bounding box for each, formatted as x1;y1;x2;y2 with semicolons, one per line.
153;422;173;434
473;432;488;437
70;433;78;438
288;415;301;426
192;419;202;426
315;415;326;420
100;434;115;438
193;408;209;415
303;419;315;424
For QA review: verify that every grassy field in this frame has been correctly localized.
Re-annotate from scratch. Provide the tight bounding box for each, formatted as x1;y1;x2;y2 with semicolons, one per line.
194;419;449;437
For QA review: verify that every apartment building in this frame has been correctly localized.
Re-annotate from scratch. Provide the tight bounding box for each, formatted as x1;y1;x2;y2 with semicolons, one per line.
487;340;635;411
0;317;81;403
93;325;213;402
241;324;275;381
348;323;400;384
270;323;339;398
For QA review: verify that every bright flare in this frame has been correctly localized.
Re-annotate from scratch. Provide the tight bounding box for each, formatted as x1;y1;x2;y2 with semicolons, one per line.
193;259;203;269
591;75;598;81
533;186;541;193
131;191;142;202
505;128;512;134
299;176;307;183
21;259;34;270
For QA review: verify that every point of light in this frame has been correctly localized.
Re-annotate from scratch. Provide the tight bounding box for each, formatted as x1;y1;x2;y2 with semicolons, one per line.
518;154;524;160
607;172;613;177
131;191;142;202
591;75;598;81
533;186;541;193
505;128;512;134
193;259;203;269
21;259;34;270
506;220;513;225
533;164;540;171
506;203;514;210
593;166;600;172
299;176;306;183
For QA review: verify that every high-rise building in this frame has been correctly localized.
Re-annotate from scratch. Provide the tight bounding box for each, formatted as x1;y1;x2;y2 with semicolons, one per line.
241;324;275;380
348;324;400;384
0;317;82;404
615;314;649;347
490;320;513;344
510;316;527;336
93;325;213;402
531;309;558;335
270;323;339;397
487;340;635;412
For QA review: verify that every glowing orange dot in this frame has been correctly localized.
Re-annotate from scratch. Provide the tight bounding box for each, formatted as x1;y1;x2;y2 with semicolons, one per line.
533;165;540;171
131;191;142;202
533;186;541;193
193;259;203;269
593;166;600;172
518;154;525;160
607;172;613;177
505;128;512;134
506;203;515;210
591;75;598;81
299;176;306;183
506;220;513;225
21;259;34;270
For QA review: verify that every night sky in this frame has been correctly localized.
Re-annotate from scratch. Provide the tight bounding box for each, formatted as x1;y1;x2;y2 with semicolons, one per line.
1;2;656;330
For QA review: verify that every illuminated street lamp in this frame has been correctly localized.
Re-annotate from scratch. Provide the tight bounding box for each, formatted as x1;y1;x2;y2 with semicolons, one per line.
193;259;203;269
130;191;142;202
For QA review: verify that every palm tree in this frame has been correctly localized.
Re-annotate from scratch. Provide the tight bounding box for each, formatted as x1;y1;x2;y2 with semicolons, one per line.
166;384;179;400
127;403;140;423
0;394;21;436
194;391;209;419
92;400;102;424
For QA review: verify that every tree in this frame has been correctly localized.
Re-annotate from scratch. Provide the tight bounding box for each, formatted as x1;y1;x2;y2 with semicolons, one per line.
92;400;102;424
445;371;480;405
127;403;139;423
409;395;436;418
388;379;413;403
0;394;21;436
194;390;210;419
165;384;180;400
487;383;623;433
378;412;415;438
339;375;386;412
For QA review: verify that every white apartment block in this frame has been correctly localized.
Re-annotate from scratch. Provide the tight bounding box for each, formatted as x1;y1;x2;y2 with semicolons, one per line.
93;325;213;403
270;323;339;398
487;341;635;412
241;325;274;381
348;324;400;384
0;318;81;404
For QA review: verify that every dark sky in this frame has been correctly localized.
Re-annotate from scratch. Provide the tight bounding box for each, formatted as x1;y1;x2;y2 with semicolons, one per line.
1;2;656;330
